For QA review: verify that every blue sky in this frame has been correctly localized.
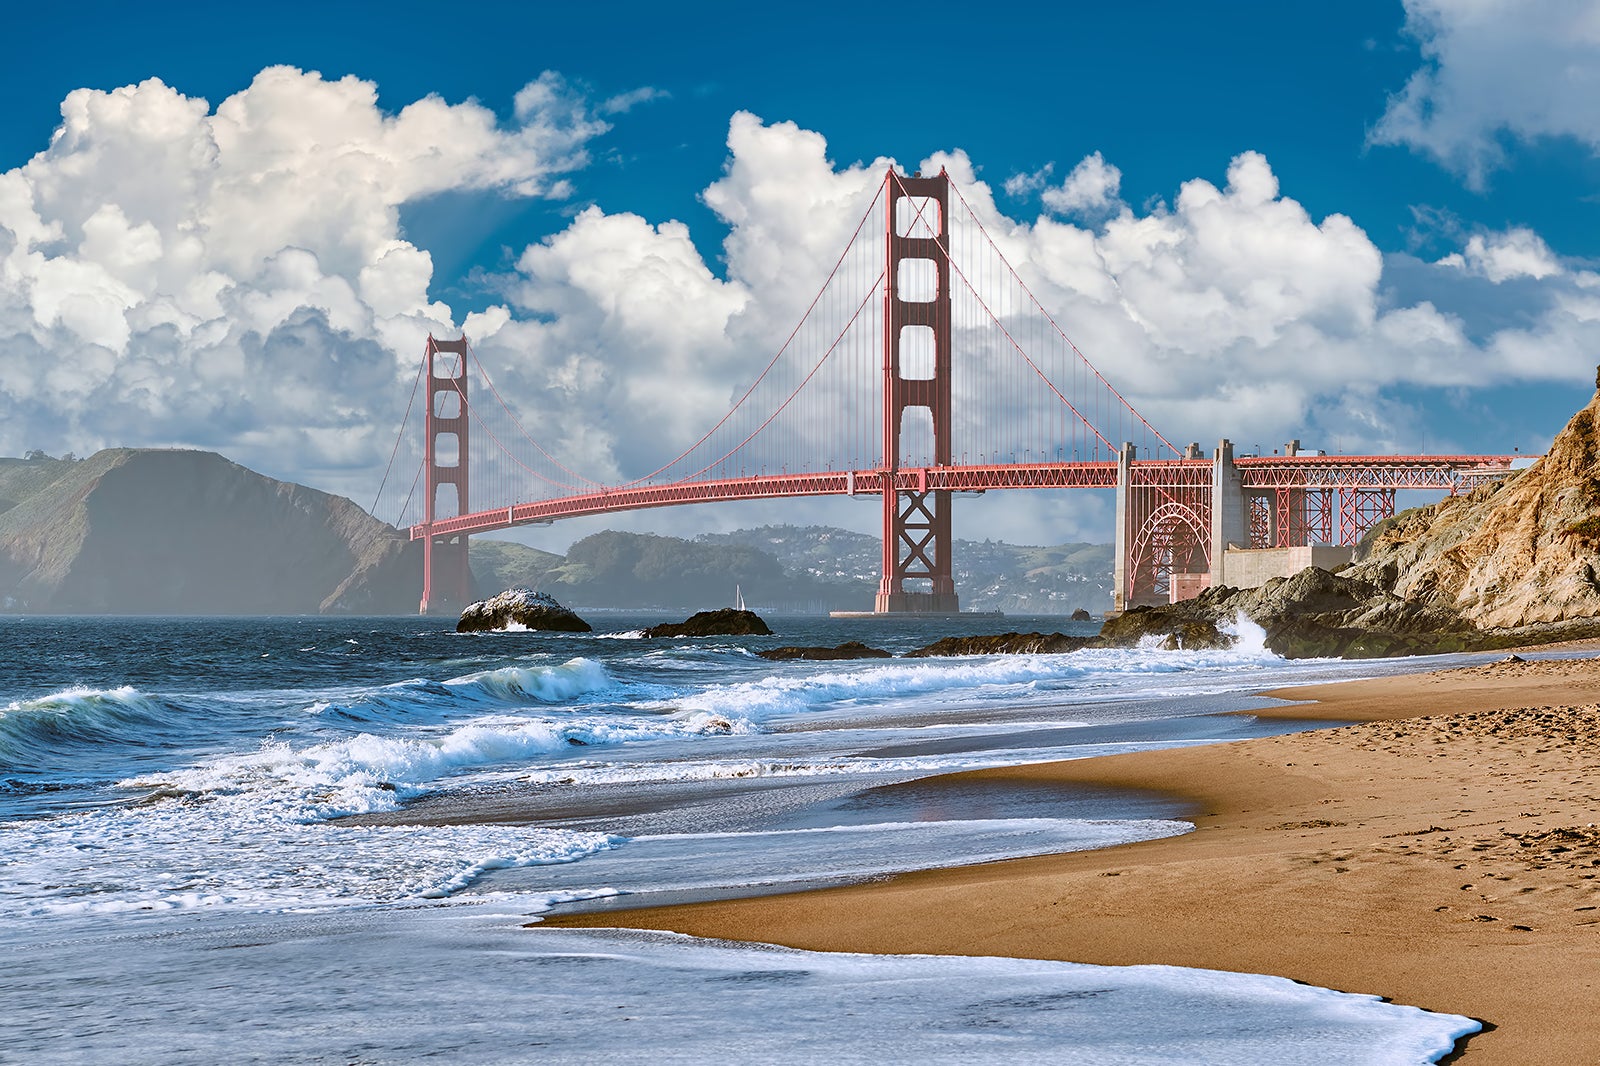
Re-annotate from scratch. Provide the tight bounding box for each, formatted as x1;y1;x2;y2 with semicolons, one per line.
2;0;1598;545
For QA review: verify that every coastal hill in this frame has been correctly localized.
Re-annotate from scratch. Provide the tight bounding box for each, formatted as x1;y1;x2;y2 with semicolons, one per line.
696;525;1114;614
0;448;1116;616
474;527;1115;614
1346;377;1600;629
469;530;856;612
0;449;418;614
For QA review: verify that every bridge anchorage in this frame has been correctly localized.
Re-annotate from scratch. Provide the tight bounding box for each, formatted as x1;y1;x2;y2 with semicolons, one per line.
383;167;1519;617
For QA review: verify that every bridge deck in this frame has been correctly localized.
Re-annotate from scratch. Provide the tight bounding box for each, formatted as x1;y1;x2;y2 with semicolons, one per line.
409;455;1521;541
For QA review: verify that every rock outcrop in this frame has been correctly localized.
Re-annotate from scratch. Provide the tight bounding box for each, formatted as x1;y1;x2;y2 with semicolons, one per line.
756;641;892;661
456;588;591;633
1103;567;1484;658
1341;383;1600;631
1096;610;1235;651
906;631;1096;657
642;608;772;638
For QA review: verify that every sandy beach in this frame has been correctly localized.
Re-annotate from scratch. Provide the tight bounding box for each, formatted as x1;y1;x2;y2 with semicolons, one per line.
542;654;1600;1064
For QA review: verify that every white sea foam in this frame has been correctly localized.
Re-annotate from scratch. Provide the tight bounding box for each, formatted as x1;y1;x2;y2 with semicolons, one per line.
442;658;616;704
0;913;1480;1066
2;804;618;917
294;659;624;733
2;684;166;727
631;638;1287;724
121;706;749;822
1221;610;1272;654
511;749;1025;788
513;817;1196;901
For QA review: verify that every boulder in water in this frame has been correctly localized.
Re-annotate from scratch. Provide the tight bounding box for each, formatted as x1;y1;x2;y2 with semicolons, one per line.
643;608;772;638
457;588;592;633
906;631;1094;657
1096;608;1235;651
756;641;892;661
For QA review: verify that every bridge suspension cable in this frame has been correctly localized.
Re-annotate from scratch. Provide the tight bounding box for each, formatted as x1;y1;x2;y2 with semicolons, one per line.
378;165;1186;532
944;179;1180;460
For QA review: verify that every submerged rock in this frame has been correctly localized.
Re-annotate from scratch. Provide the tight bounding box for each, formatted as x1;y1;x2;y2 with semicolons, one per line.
457;588;592;633
756;641;892;661
906;632;1095;657
643;608;772;638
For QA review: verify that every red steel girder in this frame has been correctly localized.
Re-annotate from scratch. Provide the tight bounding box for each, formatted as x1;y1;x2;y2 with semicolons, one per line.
411;462;1123;540
1127;499;1209;605
1248;493;1272;548
409;455;1517;545
1339;487;1397;546
1237;455;1517;491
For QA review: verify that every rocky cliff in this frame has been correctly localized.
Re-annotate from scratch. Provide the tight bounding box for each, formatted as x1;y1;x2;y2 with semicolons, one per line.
0;449;418;614
1345;380;1600;631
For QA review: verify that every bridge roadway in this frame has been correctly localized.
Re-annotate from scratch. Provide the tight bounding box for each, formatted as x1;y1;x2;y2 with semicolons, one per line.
409;454;1520;542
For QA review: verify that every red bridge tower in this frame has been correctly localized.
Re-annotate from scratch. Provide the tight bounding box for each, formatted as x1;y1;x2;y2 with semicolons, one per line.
877;170;958;613
419;335;473;614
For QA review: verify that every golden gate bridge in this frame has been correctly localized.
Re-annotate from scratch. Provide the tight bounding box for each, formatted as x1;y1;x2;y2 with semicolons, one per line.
375;168;1516;615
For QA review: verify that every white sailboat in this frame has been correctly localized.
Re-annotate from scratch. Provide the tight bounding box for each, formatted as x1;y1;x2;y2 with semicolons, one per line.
734;584;746;611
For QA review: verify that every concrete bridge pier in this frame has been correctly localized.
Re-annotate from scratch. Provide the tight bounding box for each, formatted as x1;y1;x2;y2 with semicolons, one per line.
1209;438;1245;589
1112;441;1135;613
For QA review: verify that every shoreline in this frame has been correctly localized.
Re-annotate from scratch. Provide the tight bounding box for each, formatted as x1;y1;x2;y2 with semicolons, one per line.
539;654;1600;1064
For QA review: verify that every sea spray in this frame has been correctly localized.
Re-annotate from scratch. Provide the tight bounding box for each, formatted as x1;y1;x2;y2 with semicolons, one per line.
1220;611;1271;655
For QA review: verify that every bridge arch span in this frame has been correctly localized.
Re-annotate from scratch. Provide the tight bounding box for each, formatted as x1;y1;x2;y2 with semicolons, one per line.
1128;500;1210;608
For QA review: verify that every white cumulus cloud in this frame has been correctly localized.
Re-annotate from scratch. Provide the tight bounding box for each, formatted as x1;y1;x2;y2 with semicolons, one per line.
1372;0;1600;186
0;66;602;494
1041;152;1123;217
1437;226;1564;281
474;119;1597;548
3;71;1594;549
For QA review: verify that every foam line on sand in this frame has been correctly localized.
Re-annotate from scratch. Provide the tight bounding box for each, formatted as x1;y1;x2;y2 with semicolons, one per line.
541;654;1600;1064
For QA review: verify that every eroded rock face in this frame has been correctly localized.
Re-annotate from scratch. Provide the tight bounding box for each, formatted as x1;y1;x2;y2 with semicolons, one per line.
457;588;592;633
756;641;892;661
642;608;772;638
1340;388;1600;630
1098;566;1490;659
906;632;1095;657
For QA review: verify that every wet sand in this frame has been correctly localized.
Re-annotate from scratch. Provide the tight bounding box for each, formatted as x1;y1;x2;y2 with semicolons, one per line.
540;654;1600;1064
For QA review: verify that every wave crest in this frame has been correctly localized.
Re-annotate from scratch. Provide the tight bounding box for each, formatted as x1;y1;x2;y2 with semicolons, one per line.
0;686;184;761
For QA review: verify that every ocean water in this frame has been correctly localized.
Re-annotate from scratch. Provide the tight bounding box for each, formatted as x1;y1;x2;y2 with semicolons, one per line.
0;613;1481;1063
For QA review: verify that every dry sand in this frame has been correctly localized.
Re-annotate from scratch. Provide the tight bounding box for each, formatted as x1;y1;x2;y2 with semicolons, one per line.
541;655;1600;1064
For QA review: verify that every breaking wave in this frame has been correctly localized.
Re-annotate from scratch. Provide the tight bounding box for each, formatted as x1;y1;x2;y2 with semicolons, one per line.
0;686;192;763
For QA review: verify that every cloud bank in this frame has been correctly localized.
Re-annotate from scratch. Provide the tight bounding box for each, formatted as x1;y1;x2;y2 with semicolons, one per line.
0;66;600;488
0;65;1593;544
